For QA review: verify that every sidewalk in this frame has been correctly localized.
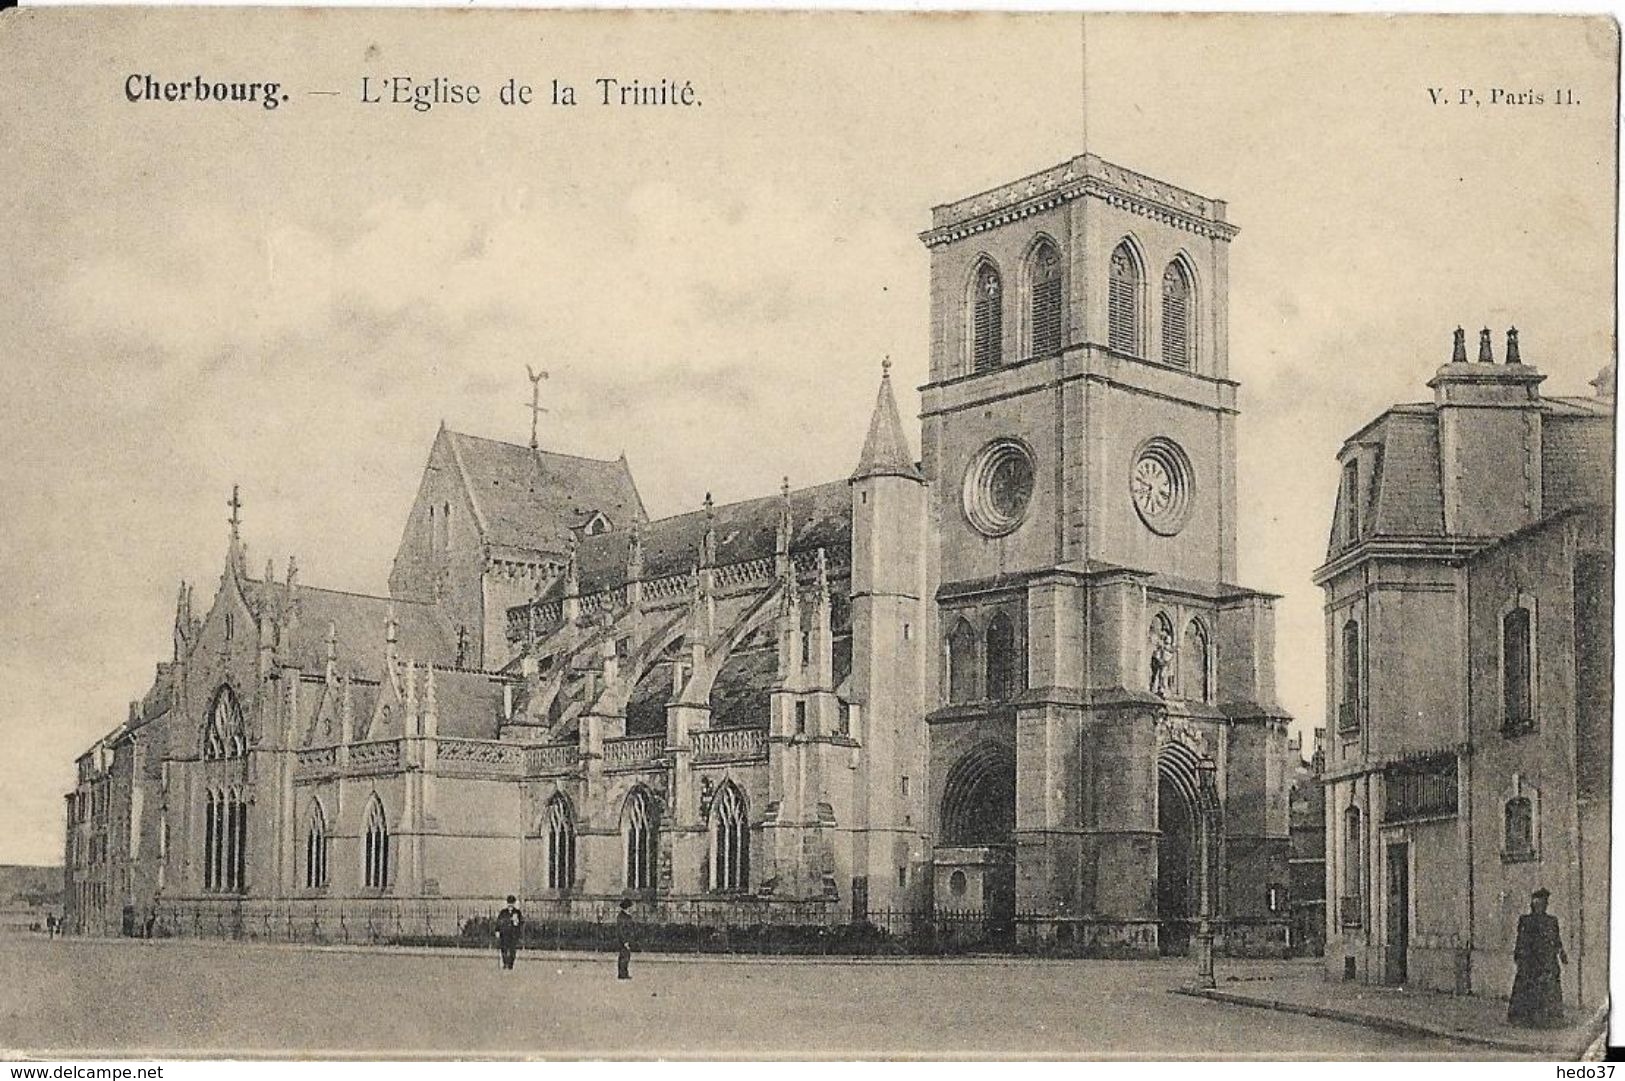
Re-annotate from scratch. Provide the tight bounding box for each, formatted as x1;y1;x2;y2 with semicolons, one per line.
1174;971;1607;1058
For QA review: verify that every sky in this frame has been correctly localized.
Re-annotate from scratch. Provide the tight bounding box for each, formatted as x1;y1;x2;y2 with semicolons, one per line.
0;10;1616;865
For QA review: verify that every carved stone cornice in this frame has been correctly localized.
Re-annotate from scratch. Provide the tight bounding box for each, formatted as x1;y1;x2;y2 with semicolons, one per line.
920;153;1239;249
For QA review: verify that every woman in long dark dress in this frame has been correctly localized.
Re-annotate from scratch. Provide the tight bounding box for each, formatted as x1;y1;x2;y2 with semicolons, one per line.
1508;888;1567;1027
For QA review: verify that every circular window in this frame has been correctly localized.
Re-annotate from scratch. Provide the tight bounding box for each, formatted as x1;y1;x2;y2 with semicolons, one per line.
949;869;968;897
1130;437;1195;536
963;439;1036;537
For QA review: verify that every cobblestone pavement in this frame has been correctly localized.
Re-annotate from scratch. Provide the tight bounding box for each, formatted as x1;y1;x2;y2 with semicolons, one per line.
0;934;1483;1059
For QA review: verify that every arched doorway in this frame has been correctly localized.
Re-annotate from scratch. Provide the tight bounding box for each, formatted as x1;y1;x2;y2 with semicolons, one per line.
1158;774;1197;954
1156;737;1216;956
939;742;1017;933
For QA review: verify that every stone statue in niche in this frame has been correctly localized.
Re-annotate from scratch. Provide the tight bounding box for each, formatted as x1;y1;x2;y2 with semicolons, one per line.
1149;621;1176;698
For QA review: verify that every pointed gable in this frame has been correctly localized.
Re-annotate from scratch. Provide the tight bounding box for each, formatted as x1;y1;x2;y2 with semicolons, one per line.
444;430;647;553
852;362;923;481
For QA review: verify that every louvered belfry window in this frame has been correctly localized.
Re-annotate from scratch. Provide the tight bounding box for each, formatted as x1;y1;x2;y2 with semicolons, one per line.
1031;242;1063;357
1108;244;1141;355
1161;261;1192;368
972;263;1003;373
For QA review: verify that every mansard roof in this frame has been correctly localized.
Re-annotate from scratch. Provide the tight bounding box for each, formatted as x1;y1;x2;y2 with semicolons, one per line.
557;478;854;599
1327;389;1613;556
242;578;457;677
442;429;647;553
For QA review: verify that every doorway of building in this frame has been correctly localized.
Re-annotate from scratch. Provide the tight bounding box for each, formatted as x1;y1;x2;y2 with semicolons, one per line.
1158;773;1196;955
1385;842;1409;985
940;742;1017;936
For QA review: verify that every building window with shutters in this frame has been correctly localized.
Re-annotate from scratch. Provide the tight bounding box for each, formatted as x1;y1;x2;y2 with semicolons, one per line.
1161;259;1194;368
1340;804;1363;927
1504;796;1535;861
1108;241;1143;356
970;261;1003;373
1502;602;1535;735
1338;619;1361;733
1028;239;1063;358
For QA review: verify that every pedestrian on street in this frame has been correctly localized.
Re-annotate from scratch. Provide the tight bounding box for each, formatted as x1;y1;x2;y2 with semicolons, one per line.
1508;887;1568;1028
45;913;56;939
495;894;523;971
616;899;635;981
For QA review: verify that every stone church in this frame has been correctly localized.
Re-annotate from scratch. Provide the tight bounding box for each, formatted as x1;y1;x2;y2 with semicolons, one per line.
64;152;1294;956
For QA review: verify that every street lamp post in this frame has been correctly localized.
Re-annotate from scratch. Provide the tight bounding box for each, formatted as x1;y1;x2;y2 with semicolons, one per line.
1195;758;1217;990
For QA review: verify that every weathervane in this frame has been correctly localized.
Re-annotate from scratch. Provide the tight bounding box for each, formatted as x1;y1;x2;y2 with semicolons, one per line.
525;365;550;450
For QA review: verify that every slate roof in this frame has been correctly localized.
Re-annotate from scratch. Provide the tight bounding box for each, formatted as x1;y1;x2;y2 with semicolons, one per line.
1330;393;1613;555
558;479;854;598
443;430;647;553
427;668;507;739
852;364;923;481
243;579;458;678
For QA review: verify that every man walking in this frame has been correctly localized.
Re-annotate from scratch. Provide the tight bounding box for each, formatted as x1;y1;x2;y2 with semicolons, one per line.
1508;887;1567;1027
616;899;635;980
495;895;523;971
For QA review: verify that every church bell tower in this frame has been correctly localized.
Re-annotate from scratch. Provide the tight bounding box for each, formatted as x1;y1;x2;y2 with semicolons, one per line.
918;153;1289;956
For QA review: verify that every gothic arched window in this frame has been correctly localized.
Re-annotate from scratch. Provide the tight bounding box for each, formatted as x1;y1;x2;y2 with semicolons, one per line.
363;797;390;891
1161;260;1194;368
1029;240;1064;358
546;793;577;891
947;618;978;704
971;261;1003;373
203;786;247;894
1108;241;1143;356
709;782;749;893
985;611;1019;701
622;787;657;892
202;685;246;760
305;802;329;890
1181;619;1210;703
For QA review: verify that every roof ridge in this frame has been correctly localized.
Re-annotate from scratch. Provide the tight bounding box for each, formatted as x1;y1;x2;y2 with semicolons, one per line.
446;428;625;466
639;477;849;529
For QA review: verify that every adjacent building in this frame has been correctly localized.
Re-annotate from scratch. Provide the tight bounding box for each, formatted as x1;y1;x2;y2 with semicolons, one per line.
65;151;1295;956
1287;728;1326;957
1315;330;1612;1009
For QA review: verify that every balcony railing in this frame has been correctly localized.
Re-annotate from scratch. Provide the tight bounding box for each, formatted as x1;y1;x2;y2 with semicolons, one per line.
348;739;403;774
436;738;525;776
603;735;663;771
526;742;581;775
692;727;769;764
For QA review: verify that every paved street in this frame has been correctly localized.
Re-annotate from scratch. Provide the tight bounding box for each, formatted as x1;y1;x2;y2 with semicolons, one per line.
0;933;1483;1059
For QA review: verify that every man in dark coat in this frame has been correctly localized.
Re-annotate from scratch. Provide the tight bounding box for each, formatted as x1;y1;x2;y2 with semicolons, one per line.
1508;888;1567;1027
616;899;634;980
496;895;523;971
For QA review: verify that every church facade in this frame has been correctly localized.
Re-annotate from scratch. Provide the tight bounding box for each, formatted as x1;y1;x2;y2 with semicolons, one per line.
64;152;1293;956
